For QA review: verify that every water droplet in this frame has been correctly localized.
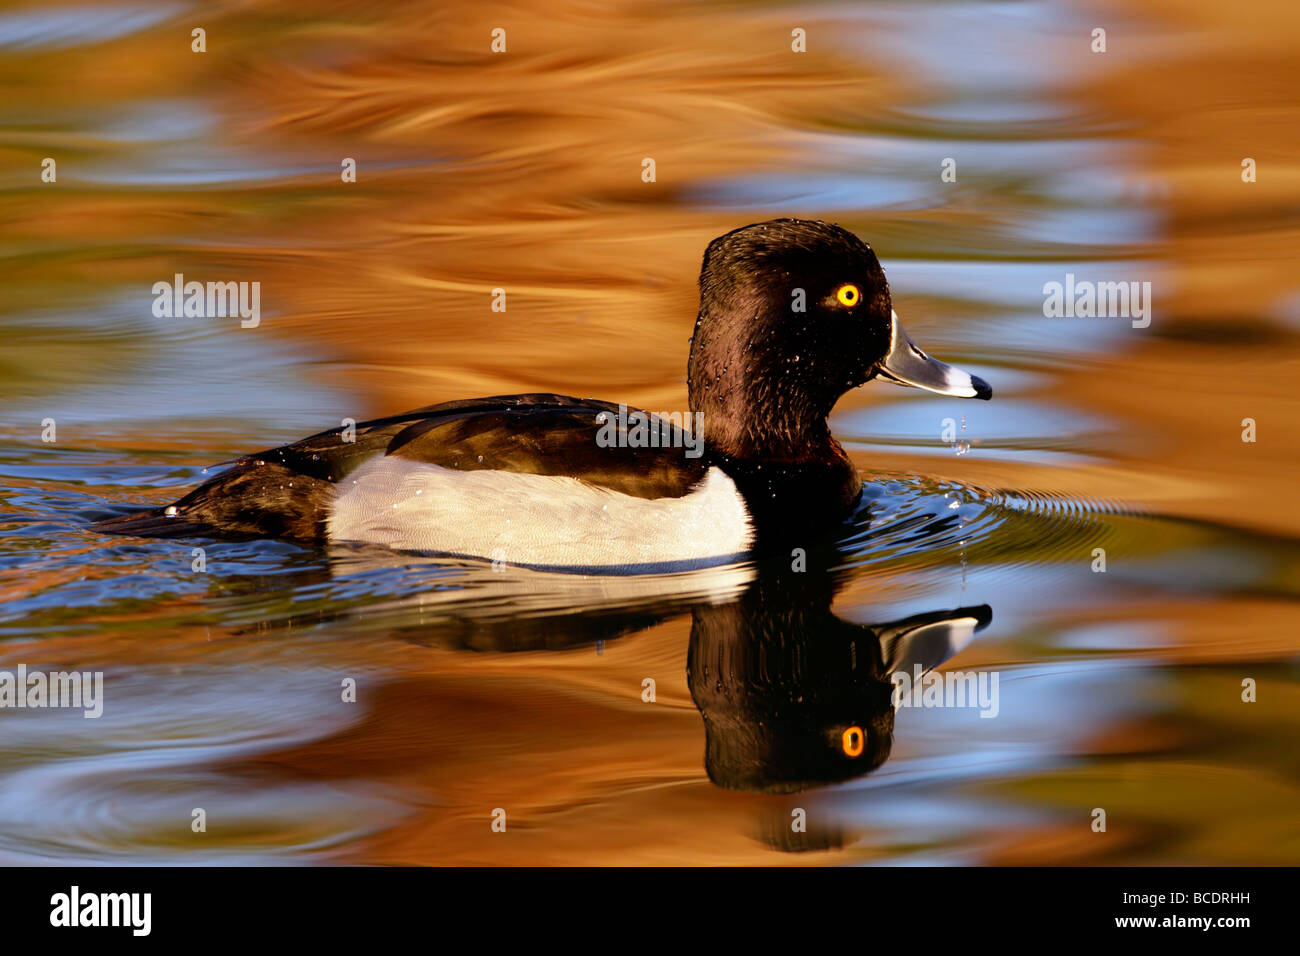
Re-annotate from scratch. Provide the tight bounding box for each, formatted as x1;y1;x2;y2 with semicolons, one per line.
953;440;971;456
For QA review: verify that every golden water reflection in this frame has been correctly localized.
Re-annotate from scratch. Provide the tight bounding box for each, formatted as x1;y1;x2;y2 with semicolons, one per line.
1;0;1298;864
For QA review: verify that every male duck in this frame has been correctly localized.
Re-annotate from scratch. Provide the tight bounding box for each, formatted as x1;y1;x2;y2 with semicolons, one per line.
94;219;990;571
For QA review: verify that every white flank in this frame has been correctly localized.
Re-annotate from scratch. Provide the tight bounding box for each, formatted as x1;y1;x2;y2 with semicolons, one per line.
327;457;754;570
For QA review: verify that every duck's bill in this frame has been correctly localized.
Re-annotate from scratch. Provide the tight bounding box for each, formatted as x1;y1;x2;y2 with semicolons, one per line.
876;311;992;400
878;604;994;678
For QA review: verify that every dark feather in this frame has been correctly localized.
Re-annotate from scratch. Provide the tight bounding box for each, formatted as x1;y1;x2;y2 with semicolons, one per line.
91;394;709;542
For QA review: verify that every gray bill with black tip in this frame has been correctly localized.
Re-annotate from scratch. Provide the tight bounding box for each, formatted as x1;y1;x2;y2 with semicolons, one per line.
877;310;992;400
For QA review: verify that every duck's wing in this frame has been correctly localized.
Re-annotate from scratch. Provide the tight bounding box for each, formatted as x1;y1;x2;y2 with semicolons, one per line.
91;393;711;542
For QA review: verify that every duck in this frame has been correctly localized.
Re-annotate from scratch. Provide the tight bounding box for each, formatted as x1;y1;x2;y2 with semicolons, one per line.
92;218;991;571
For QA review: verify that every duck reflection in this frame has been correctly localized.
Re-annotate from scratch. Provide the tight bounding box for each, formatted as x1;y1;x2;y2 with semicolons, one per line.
252;543;990;794
688;553;991;793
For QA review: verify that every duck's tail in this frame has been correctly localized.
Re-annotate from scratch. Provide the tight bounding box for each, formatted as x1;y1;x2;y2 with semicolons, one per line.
89;459;335;542
90;508;220;539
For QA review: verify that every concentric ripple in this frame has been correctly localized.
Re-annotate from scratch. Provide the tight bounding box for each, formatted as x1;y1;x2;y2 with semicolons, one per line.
839;472;1140;576
0;669;405;864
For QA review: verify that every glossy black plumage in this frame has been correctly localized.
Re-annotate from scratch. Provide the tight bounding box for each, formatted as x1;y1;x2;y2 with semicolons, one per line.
92;394;710;540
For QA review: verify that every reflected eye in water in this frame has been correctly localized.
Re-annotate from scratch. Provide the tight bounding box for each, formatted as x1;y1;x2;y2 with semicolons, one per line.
841;726;865;757
687;551;993;794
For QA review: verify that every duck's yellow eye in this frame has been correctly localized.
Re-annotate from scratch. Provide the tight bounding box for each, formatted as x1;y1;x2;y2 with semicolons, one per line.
841;726;865;757
836;284;860;307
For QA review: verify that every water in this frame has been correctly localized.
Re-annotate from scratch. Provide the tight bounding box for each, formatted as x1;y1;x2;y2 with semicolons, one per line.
2;0;1298;865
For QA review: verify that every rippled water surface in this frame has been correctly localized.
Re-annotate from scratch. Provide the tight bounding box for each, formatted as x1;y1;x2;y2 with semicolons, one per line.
2;0;1299;864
